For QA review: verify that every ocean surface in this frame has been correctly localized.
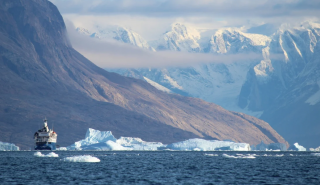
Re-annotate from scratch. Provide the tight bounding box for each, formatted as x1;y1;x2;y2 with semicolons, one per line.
0;151;319;184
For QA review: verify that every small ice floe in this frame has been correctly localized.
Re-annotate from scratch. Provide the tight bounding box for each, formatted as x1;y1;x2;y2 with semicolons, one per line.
56;147;67;151
204;153;218;156
289;154;294;156
311;153;320;156
222;154;255;159
262;154;273;157
34;152;59;157
274;154;284;157
62;155;100;162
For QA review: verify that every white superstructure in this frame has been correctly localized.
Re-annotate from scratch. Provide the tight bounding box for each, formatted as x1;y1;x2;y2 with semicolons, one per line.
34;119;57;150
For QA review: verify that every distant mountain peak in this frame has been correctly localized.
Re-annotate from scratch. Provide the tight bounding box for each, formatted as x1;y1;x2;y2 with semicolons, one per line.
76;25;155;51
154;22;201;52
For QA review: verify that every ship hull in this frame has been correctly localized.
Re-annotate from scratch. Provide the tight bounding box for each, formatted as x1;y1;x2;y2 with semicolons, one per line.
34;142;56;150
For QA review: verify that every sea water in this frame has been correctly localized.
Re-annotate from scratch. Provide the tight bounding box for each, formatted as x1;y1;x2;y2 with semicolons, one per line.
0;151;319;184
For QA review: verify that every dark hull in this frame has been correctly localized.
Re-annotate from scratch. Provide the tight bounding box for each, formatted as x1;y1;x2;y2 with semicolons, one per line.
34;142;56;150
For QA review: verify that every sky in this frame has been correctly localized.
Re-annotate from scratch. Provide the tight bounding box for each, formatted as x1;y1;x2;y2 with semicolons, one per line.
50;0;320;68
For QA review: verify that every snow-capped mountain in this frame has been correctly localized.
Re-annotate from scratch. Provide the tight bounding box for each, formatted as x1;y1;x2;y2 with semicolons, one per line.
205;28;271;54
78;21;320;147
110;25;270;117
76;26;155;51
240;22;320;147
150;23;201;52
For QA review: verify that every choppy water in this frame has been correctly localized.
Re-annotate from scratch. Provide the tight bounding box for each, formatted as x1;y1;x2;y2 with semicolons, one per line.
0;151;319;184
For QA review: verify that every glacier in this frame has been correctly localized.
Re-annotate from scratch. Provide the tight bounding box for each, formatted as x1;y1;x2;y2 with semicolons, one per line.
0;141;20;151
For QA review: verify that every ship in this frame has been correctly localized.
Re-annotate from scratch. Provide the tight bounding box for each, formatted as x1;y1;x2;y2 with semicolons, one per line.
34;118;57;150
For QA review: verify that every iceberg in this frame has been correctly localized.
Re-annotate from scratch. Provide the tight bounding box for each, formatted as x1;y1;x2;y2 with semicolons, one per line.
116;137;164;151
67;128;165;151
34;152;59;157
67;128;252;151
67;128;117;150
62;155;100;162
254;141;287;151
288;143;306;151
81;140;132;151
164;138;251;151
0;141;20;151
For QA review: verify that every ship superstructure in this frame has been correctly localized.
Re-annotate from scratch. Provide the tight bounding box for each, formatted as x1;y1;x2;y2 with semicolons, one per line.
34;118;57;150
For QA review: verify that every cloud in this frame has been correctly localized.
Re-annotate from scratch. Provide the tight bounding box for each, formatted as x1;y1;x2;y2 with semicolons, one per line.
65;20;264;69
51;0;320;18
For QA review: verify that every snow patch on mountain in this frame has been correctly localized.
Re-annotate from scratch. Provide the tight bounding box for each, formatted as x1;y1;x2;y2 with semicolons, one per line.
163;74;183;90
143;76;171;93
305;81;320;105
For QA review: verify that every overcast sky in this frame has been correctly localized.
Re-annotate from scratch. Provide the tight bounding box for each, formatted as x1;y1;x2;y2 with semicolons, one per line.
51;0;320;39
50;0;319;68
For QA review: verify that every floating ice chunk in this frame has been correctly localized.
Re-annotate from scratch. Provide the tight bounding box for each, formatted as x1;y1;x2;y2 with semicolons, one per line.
242;155;256;159
222;154;237;158
204;153;218;156
309;146;320;151
56;147;67;151
34;151;43;157
222;154;255;159
62;155;100;162
288;143;306;151
311;153;320;156
0;141;20;151
274;154;284;157
34;152;59;157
